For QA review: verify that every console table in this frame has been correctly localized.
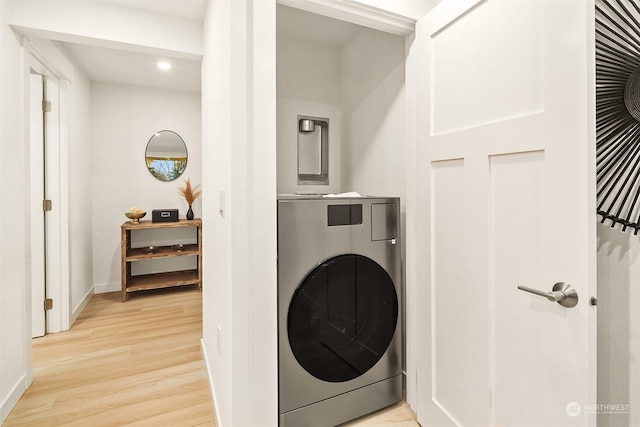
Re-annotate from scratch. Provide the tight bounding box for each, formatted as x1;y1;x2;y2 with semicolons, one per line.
121;219;202;302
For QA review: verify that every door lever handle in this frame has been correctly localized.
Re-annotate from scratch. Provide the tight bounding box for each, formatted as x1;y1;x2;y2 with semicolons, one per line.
517;282;578;308
517;286;564;302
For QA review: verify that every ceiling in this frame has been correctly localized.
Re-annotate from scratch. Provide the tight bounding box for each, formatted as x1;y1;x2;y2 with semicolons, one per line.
60;41;202;93
58;1;375;93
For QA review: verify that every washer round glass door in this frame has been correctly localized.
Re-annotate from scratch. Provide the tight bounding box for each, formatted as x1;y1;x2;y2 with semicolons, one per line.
288;254;398;382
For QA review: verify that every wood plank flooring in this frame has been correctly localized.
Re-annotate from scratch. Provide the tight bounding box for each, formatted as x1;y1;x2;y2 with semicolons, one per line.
342;402;418;427
4;287;418;426
4;287;215;427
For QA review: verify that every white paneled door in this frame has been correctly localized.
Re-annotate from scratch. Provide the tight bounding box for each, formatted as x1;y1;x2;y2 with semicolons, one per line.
414;0;596;426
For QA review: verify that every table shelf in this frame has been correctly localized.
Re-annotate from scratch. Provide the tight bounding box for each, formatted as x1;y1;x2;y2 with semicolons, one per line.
121;219;202;301
125;244;199;261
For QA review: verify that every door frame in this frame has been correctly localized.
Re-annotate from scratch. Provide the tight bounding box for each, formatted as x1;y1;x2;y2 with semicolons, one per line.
25;38;71;336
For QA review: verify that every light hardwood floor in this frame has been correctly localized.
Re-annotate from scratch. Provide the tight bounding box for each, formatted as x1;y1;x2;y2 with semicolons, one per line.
4;287;214;426
342;402;418;427
5;287;418;426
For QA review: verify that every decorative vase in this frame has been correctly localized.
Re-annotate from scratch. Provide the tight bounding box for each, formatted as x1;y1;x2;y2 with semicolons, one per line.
187;205;194;220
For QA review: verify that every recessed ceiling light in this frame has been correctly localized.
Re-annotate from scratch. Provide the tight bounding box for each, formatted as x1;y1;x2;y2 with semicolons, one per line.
157;61;171;71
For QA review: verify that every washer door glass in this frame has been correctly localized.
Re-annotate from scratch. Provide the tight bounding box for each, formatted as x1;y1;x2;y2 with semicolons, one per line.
288;254;398;382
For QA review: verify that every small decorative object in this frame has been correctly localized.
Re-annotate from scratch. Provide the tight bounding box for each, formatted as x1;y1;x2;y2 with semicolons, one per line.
142;246;156;254
178;178;201;220
125;207;146;224
172;244;185;252
152;209;179;223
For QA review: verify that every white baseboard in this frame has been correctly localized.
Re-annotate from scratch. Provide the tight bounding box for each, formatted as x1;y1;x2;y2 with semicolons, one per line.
200;338;221;427
70;286;94;326
0;375;27;424
94;281;120;294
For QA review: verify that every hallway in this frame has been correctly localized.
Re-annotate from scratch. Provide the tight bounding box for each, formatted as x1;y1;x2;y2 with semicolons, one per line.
4;287;216;426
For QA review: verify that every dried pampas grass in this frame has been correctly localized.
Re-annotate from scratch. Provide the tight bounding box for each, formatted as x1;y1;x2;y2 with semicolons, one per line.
178;178;201;205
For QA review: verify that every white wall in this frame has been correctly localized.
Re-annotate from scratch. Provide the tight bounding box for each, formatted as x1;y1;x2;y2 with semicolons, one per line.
67;52;94;322
201;1;232;422
0;0;28;422
277;37;341;104
202;0;277;425
597;224;640;427
276;35;342;194
90;82;201;293
340;29;405;198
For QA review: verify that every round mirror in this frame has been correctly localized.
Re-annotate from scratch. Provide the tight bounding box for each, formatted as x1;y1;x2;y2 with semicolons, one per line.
145;130;188;181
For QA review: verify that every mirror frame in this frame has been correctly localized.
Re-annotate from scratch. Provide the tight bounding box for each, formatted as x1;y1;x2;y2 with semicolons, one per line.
144;130;188;182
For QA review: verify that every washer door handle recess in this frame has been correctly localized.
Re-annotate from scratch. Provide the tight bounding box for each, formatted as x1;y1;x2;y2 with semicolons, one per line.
517;282;578;308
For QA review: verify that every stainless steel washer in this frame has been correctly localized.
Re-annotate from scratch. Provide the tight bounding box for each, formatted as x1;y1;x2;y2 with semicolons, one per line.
278;196;402;426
